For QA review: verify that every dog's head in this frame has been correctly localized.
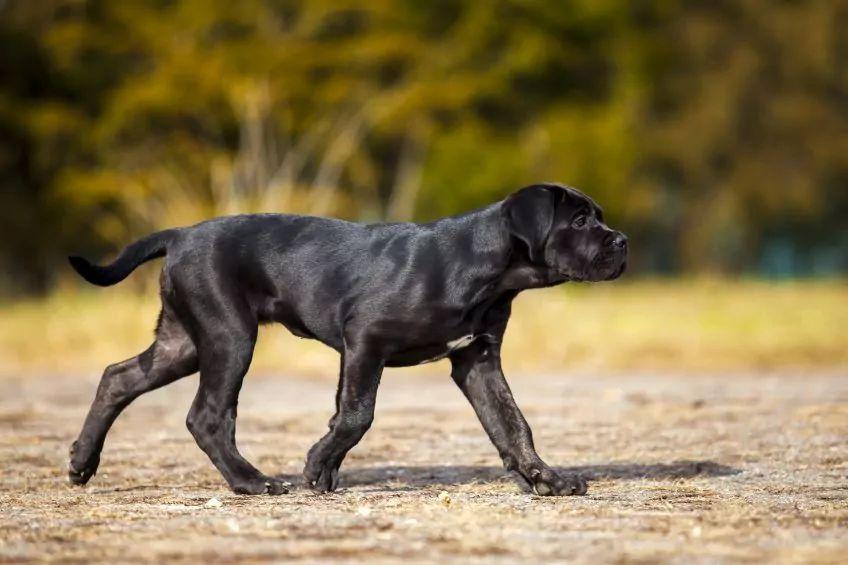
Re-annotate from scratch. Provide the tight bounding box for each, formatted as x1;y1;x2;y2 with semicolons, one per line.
503;183;627;282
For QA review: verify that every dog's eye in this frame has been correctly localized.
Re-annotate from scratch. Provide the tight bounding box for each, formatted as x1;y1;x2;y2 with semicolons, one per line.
573;215;586;228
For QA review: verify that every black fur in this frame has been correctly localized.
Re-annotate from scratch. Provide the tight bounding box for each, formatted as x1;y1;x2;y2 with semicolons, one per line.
69;229;177;286
68;183;627;496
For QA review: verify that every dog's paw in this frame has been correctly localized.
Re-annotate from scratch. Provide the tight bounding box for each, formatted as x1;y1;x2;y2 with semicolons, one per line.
527;467;587;496
231;476;290;495
303;460;340;494
68;440;100;486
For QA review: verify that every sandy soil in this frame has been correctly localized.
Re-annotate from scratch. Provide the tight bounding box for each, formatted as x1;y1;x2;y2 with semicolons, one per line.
1;370;846;563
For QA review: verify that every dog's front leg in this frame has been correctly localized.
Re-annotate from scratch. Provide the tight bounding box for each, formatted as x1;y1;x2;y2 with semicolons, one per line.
450;342;587;496
304;338;384;493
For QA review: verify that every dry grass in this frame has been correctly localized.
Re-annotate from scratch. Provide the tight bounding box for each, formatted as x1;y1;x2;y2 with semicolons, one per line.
1;372;846;562
0;279;845;376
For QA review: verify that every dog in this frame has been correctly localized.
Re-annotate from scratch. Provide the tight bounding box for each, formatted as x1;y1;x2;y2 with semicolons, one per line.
67;183;627;496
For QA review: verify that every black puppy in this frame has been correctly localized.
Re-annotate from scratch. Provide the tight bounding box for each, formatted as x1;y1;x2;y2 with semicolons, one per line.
68;183;626;496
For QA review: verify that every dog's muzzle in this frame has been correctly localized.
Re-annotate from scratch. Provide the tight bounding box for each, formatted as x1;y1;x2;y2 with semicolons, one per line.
591;231;628;281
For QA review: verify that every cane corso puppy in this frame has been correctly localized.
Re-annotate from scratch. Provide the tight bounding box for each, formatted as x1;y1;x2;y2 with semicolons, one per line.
67;183;627;496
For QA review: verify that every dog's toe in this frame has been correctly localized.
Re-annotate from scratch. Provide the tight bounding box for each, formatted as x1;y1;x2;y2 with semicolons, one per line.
68;441;100;486
232;475;290;495
67;466;85;485
67;461;97;485
264;478;290;495
305;464;339;494
529;468;588;496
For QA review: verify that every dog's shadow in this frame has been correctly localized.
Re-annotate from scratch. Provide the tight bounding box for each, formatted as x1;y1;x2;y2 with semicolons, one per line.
279;460;740;491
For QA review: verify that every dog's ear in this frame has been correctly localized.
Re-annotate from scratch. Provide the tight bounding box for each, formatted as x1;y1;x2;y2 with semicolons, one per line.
503;185;557;263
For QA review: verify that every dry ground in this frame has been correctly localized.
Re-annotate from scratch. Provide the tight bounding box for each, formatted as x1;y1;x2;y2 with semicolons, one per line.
1;370;846;563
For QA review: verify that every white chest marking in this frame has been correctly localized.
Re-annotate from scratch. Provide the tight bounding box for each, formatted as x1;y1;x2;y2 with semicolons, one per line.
447;335;476;351
416;335;479;365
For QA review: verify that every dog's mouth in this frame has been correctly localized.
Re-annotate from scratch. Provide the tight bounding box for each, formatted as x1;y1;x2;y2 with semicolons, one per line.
585;251;627;282
605;260;626;280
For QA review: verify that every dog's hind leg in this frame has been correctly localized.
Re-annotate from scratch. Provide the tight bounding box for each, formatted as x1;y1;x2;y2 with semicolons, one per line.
69;306;198;485
304;339;384;493
184;307;289;495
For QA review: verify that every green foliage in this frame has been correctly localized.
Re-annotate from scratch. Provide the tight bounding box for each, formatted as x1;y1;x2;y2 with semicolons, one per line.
1;0;846;293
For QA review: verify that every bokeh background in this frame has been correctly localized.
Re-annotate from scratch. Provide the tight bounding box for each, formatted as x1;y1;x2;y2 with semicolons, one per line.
1;0;846;374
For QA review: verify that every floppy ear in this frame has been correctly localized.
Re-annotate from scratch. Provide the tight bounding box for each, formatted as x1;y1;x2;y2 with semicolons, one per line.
503;185;556;263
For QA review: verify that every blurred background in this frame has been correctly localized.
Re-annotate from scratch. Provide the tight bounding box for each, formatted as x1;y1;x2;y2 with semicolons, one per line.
1;0;846;374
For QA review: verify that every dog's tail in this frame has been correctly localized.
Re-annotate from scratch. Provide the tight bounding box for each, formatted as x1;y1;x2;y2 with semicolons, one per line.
68;229;179;287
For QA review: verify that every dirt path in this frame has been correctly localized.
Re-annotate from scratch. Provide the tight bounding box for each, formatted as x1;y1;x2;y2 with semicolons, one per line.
1;371;846;562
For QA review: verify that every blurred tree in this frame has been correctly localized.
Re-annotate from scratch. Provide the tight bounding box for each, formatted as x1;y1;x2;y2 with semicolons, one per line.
0;0;846;294
628;0;848;274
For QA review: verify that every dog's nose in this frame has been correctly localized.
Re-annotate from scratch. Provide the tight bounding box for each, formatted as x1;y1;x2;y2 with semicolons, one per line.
608;232;628;249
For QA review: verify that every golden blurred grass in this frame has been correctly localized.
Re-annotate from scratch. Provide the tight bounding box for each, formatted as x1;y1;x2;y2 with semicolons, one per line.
0;279;845;376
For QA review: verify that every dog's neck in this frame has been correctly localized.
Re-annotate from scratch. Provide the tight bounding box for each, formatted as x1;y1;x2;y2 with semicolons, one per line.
496;262;569;291
488;201;569;291
452;202;568;321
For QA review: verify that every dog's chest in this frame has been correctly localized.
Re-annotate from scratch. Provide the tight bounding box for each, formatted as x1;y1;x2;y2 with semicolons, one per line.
420;334;479;364
385;334;482;367
445;334;476;351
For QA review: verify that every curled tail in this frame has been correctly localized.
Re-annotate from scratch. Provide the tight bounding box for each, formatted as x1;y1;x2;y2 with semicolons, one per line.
69;229;178;287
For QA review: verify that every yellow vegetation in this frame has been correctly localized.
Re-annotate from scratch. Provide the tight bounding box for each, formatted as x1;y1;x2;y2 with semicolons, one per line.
1;279;844;376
